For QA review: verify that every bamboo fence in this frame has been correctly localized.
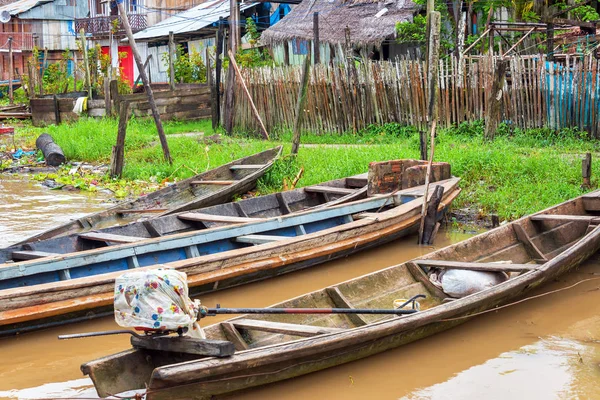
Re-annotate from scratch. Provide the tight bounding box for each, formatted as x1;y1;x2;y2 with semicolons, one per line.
230;55;600;136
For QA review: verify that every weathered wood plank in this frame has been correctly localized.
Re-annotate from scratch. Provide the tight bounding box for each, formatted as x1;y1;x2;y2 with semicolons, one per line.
221;322;249;351
11;250;59;261
413;259;536;272
229;164;265;170
304;186;357;195
177;213;264;224
232;319;344;337
235;235;287;245
190;180;238;185
531;214;600;223
513;223;548;262
130;336;235;357
79;232;144;244
325;287;367;327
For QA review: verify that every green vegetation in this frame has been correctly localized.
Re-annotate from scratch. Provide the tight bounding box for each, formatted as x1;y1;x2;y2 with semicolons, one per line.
6;117;600;223
162;44;207;84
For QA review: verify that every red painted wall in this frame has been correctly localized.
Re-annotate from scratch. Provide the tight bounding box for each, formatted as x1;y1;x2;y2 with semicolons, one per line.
101;45;134;87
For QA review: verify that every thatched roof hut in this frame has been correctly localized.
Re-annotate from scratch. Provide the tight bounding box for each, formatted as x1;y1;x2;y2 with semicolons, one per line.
261;0;419;47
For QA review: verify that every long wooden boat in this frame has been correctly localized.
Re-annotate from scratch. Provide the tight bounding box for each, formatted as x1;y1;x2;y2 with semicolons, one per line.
82;189;600;400
0;177;460;336
13;146;282;245
0;173;369;265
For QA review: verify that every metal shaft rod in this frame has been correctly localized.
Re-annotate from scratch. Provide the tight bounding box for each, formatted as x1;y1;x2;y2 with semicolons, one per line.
58;329;144;340
205;308;418;316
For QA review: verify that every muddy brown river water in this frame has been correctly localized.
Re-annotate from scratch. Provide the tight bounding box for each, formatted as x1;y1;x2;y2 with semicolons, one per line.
1;174;600;399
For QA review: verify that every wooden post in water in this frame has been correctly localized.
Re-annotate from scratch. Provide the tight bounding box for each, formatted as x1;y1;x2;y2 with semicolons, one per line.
228;49;269;140
110;101;130;177
484;59;508;140
313;12;320;64
418;120;438;245
291;52;312;155
169;31;176;90
8;36;13;104
582;153;592;189
117;0;172;164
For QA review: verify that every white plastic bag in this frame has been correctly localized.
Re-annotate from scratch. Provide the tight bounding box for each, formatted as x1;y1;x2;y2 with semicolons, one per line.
114;269;205;338
439;269;508;298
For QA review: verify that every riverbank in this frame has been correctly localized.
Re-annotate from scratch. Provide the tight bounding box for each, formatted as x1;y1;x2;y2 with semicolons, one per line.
2;117;600;224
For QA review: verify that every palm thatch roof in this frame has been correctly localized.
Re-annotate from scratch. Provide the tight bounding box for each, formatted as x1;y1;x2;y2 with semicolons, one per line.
261;0;418;47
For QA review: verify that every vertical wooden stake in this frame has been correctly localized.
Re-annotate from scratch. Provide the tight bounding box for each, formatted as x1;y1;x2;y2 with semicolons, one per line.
214;18;224;129
73;50;78;91
224;0;241;134
291;52;311;155
313;12;320;64
53;94;61;125
484;59;508;140
228;49;269;140
283;42;290;66
8;37;13;104
117;0;172;164
111;101;130;177
418;120;437;244
80;29;92;99
582;152;592;189
169;31;176;90
40;47;48;96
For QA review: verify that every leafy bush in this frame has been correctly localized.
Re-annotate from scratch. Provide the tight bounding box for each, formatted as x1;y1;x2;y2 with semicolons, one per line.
162;44;207;84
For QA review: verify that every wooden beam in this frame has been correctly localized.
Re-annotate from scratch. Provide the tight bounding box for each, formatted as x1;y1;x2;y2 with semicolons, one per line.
413;259;537;272
513;224;548;262
169;31;176;90
190;180;238;185
235;235;287;245
304;185;356;195
115;208;168;214
232;319;343;337
405;261;448;299
313;12;320;64
110;101;129;178
177;213;263;224
325;287;367;327
221;322;249;351
117;0;172;164
502;27;535;57
8;36;13;104
228;49;269;140
79;232;144;244
130;336;235;357
229;164;265;170
531;214;600;223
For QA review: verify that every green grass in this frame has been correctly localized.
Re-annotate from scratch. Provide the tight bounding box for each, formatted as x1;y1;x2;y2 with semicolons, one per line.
11;117;600;222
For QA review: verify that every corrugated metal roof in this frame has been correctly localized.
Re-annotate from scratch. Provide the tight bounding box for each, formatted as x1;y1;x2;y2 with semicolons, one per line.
0;0;52;15
132;0;256;41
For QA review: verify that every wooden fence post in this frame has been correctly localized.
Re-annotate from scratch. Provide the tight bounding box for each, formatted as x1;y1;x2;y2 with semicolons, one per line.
80;29;92;99
169;31;176;90
582;152;592;189
291;52;312;155
8;37;13;104
224;0;240;134
313;12;320;64
110;101;130;177
214;18;224;130
484;59;508;140
422;11;441;161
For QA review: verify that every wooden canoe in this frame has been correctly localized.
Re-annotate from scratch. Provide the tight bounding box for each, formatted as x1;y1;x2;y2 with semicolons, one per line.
82;189;600;400
0;178;460;336
12;146;283;245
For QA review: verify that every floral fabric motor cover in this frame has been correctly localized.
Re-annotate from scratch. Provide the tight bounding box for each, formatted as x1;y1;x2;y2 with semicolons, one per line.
114;269;205;338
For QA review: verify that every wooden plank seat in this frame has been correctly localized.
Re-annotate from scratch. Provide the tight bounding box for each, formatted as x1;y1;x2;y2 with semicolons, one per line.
190;180;239;185
513;224;548;262
229;164;265;170
304;186;357;196
11;250;60;261
235;235;288;245
78;232;144;244
413;259;537;272
178;213;264;224
231;319;344;337
531;214;600;223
